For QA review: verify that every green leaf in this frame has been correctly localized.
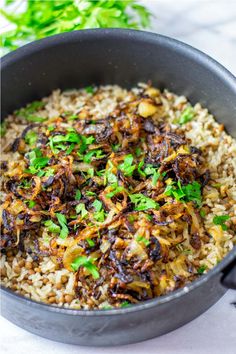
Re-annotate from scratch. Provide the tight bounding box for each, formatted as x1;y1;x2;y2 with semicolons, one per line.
197;264;207;274
200;209;206;218
136;235;150;246
56;213;69;239
118;154;136;176
25;130;37;146
83;149;105;163
120;301;131;308
92;199;103;212
85;190;97;197
129;193;158;211
44;220;61;234
26;200;36;209
178;107;194;125
76;203;88;218
15;101;46;122
71;255;100;279
85;85;94;94
213;215;230;231
86;238;95;247
106;184;124;198
164;180;202;207
75;189;82;200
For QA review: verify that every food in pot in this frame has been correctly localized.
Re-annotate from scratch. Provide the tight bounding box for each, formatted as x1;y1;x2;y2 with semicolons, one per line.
1;83;236;309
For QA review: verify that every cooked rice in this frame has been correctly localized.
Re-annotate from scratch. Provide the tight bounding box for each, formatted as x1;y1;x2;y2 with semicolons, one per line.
1;83;236;309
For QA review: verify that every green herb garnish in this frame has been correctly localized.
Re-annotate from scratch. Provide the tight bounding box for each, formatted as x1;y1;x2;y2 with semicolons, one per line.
76;203;88;219
55;213;69;239
118;154;136;177
106;184;124;198
25;148;50;175
26;200;36;209
71;256;100;279
178;107;194;125
200;209;206;218
44;220;61;234
164;180;202;207
144;164;161;186
86;238;95;247
25;130;37;146
213;215;230;231
120;301;131;308
197;264;207;274
136;235;150;246
15;100;46;122
129;193;159;211
83;149;105;163
85;86;94;94
85;191;97;197
75;189;81;201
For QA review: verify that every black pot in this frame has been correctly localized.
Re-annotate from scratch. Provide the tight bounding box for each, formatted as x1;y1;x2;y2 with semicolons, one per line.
1;29;236;346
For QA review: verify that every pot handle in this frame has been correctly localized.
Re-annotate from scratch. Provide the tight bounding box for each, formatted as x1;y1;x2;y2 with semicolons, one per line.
221;259;236;289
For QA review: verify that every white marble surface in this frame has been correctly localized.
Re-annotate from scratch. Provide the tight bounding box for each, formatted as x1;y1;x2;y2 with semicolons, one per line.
1;0;236;353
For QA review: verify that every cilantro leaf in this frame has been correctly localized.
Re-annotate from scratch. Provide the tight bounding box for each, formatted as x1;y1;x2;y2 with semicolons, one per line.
71;255;100;279
165;180;202;207
213;215;230;231
118;154;136;177
25;130;37;146
129;193;159;211
197;264;207;274
44;220;61;234
55;213;69;239
178;107;194;125
76;203;88;219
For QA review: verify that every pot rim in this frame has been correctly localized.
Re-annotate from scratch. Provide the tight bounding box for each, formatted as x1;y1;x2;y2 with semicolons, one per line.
1;28;236;316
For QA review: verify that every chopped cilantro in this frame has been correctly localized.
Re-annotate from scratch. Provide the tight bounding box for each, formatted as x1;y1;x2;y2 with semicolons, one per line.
111;143;121;152
68;115;78;121
85;86;94;94
26;200;36;209
213;215;230;231
92;199;103;212
120;301;131;308
44;220;60;234
83;149;105;163
165;180;202;207
137;160;146;177
136;235;150;246
200;209;206;218
71;256;100;279
178;107;194;125
144;164;161;186
75;190;82;201
197;264;207;274
94;209;106;222
85;191;97;197
15;101;46;122
25;131;37;146
118;154;136;177
106;184;124;198
25;148;50;175
76;203;88;219
86;238;95;247
129;193;159;211
135;147;142;157
55;213;69;239
47;125;55;131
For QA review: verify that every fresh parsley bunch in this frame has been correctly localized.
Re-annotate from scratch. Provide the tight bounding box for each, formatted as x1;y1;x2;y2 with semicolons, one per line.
1;0;151;53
